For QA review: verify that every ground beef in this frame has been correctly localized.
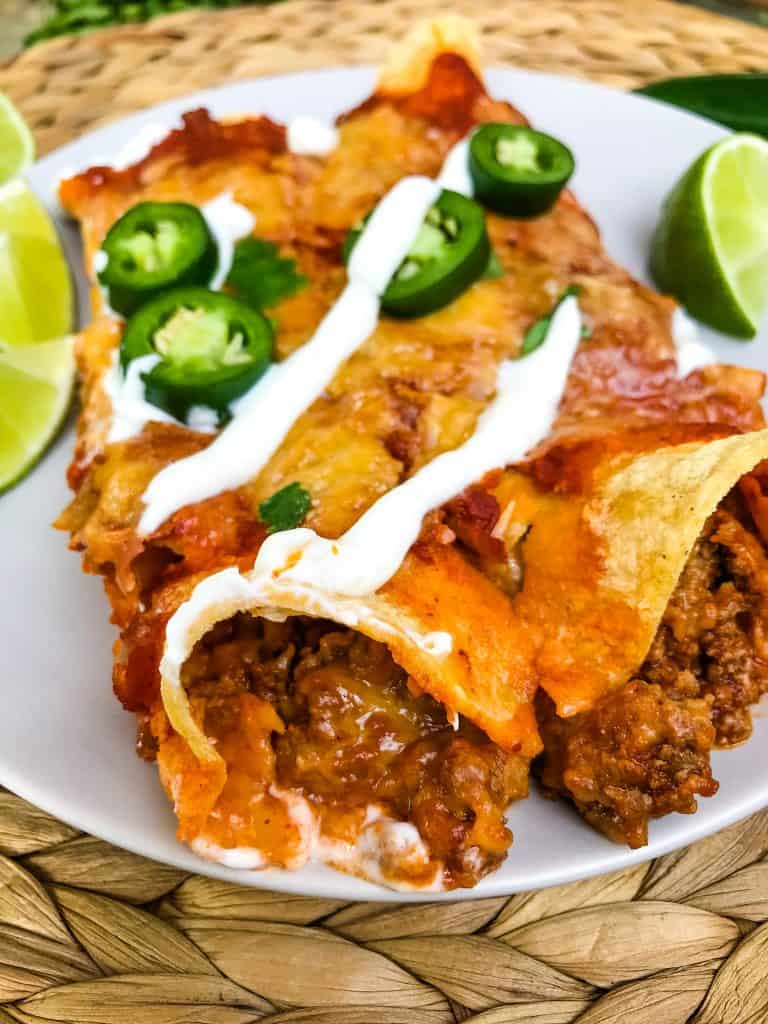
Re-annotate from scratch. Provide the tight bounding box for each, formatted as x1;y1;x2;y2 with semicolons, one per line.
644;507;768;745
536;683;716;848
181;615;527;887
178;499;768;861
536;501;768;847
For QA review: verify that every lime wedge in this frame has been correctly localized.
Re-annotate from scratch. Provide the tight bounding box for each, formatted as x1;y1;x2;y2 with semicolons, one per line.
651;133;768;339
0;179;73;346
0;337;75;494
0;93;35;185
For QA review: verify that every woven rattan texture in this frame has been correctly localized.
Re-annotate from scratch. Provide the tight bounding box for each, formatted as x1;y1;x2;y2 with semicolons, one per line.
0;787;767;1023
2;0;768;154
2;2;768;1021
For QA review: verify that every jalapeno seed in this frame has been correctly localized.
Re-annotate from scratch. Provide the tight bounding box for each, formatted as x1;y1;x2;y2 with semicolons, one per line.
120;287;273;425
99;201;218;316
469;124;575;218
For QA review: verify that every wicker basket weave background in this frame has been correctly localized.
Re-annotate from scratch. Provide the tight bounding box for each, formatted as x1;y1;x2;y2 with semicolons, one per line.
3;0;768;155
1;2;768;1021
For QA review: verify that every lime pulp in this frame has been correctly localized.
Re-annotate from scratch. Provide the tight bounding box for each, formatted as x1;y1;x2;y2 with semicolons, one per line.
651;132;768;339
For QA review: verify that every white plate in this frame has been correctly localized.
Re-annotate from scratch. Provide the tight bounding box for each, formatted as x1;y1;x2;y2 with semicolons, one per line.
2;67;767;902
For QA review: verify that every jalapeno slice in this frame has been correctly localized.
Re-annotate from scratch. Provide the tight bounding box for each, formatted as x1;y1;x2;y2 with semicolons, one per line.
344;190;490;319
99;201;218;316
469;124;575;218
120;287;273;425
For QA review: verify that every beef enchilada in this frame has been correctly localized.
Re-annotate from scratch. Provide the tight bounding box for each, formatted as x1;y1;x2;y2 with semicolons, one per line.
57;17;768;890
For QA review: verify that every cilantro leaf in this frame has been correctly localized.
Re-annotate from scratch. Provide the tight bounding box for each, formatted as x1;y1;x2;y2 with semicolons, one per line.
520;317;549;356
521;285;581;356
481;249;504;281
259;482;312;534
226;237;307;311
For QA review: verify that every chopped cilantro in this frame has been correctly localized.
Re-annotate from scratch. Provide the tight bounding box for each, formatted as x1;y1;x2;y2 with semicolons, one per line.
226;237;307;311
259;482;312;534
481;249;505;281
521;285;581;356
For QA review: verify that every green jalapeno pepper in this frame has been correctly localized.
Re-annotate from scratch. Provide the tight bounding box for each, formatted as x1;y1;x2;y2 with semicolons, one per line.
343;189;490;318
469;124;575;218
120;287;273;424
99;201;218;316
635;75;768;139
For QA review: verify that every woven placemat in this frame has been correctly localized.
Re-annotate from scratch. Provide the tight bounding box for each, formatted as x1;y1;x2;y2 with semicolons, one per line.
2;2;768;1021
0;786;767;1023
2;0;768;154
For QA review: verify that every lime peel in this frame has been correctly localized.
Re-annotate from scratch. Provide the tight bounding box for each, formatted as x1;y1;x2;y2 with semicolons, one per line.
651;132;768;339
0;92;35;185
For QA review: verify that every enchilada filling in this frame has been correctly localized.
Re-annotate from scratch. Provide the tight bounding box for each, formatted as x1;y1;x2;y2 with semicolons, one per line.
150;483;768;883
154;614;527;889
537;500;768;847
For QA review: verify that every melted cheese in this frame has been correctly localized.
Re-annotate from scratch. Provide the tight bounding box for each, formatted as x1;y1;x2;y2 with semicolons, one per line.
137;161;468;534
252;295;581;597
159;296;581;741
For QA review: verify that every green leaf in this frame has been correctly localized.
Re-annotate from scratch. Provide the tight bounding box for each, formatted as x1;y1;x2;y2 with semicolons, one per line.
226;237;307;311
521;285;580;356
259;482;312;534
26;1;283;46
634;75;768;140
481;249;504;281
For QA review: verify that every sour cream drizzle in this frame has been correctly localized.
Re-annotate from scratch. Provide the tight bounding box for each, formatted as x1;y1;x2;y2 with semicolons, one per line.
158;137;584;798
286;115;340;156
191;800;443;891
673;307;716;377
138;138;472;535
204;192;256;290
253;295;582;598
104;353;176;444
435;138;473;195
160;294;582;718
